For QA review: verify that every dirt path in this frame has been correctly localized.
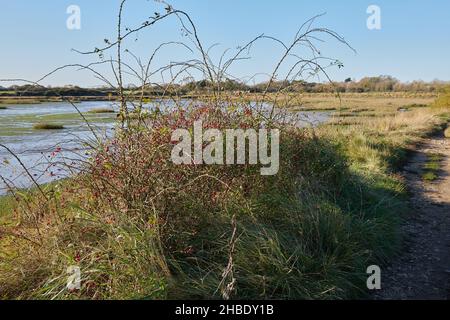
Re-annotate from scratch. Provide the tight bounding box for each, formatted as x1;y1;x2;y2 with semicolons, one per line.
374;133;450;300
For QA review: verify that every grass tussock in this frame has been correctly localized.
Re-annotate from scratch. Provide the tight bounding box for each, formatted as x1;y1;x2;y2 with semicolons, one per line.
422;171;438;182
421;153;443;182
33;123;65;130
88;108;116;114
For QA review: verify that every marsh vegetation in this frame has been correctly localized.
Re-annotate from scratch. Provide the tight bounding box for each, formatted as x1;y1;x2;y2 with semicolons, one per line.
0;0;449;301
1;89;448;299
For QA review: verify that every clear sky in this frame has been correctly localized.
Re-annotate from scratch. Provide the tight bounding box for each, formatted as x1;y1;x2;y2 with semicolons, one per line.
1;0;449;87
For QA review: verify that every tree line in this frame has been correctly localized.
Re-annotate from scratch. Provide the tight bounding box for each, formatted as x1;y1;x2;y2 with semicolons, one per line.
1;76;448;97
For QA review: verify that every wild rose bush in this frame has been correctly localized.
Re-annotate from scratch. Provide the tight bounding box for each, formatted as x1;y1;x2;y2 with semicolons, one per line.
1;103;389;300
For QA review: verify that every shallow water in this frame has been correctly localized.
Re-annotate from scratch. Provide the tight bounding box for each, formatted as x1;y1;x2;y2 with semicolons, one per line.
0;101;330;195
0;101;118;194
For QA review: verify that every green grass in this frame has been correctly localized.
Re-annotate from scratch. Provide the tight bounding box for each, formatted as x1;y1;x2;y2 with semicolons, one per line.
433;87;450;108
428;153;443;162
422;171;438;181
33;123;65;130
424;162;440;171
0;99;42;105
12;112;115;122
88;108;116;114
422;153;443;182
0;112;116;137
0;126;33;137
0;195;14;219
37;113;115;123
0;91;17;96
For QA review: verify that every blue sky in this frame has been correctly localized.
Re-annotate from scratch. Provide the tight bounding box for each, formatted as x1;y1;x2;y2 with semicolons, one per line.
1;0;449;87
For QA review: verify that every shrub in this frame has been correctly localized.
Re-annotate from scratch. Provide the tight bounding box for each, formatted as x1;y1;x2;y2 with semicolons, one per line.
0;105;403;300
